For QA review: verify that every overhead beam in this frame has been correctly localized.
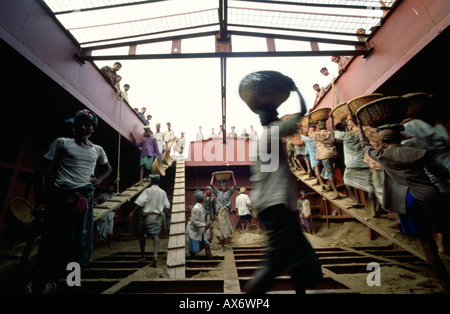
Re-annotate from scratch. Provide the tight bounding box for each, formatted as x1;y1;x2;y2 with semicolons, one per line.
236;0;393;10
228;23;369;39
80;49;369;61
51;0;168;15
218;0;229;40
82;31;219;53
228;30;365;47
78;23;218;46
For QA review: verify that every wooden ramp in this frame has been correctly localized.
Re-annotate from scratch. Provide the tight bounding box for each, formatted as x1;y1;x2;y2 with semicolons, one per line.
290;166;427;261
93;183;150;222
166;157;187;279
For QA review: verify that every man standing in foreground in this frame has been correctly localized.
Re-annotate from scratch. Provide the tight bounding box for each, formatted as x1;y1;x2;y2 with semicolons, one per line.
32;109;112;294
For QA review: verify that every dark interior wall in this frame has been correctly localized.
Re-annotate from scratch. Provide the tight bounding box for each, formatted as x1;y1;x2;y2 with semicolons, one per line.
375;27;450;127
0;39;141;246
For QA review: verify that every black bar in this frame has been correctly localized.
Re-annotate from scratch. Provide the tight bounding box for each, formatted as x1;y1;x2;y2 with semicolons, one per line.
79;23;219;46
53;0;168;15
236;0;392;10
80;49;369;61
83;31;219;52
228;30;364;47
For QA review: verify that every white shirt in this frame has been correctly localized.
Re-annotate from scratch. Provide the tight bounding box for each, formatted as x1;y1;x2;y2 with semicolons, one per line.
196;131;204;141
235;193;251;216
186;203;206;241
134;185;170;214
44;137;108;189
249;130;258;140
250;115;300;213
153;131;165;153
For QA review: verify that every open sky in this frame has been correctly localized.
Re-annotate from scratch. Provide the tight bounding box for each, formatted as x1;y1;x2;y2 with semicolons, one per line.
53;0;378;154
93;48;340;149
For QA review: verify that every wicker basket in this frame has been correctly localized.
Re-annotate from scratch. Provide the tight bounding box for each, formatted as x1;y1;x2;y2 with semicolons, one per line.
239;71;296;114
310;108;331;124
152;158;166;176
331;102;349;123
280;113;301;122
213;171;234;182
347;93;384;115
402;92;431;121
356;96;409;128
300;115;309;128
161;151;173;167
10;196;34;224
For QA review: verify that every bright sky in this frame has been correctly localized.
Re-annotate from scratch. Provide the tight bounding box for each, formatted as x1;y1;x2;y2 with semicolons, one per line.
93;49;340;151
54;0;379;155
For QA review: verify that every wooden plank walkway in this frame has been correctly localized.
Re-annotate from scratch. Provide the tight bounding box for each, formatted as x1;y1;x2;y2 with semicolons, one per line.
93;182;150;222
166;157;187;279
290;166;426;260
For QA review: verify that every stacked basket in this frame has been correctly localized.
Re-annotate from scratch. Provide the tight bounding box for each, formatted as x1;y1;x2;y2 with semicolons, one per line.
356;96;410;128
347;93;384;115
330;102;350;123
309;107;331;124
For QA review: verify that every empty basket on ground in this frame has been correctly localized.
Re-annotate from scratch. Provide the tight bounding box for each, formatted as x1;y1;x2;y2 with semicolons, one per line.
310;108;331;124
213;171;234;182
356;96;410;128
402;92;432;122
347;93;384;115
331;102;349;123
10;196;34;224
239;71;297;114
152;158;165;176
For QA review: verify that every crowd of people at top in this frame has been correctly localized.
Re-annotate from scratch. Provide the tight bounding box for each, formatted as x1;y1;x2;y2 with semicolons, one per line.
195;124;259;141
311;28;370;110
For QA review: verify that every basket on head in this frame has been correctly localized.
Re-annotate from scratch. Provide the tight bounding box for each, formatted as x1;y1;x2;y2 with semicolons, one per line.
152;158;165;176
239;71;296;114
10;196;34;224
310;108;331;124
213;171;234;183
300;115;309;128
347;93;384;115
280;113;299;122
161;151;173;167
402;92;432;122
331;102;350;123
356;96;409;128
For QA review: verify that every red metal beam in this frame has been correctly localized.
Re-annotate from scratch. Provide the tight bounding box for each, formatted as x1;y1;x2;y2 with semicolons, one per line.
316;0;450;109
0;0;146;143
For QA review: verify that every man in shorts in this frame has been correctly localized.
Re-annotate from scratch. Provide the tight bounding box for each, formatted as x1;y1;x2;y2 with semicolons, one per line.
128;175;170;267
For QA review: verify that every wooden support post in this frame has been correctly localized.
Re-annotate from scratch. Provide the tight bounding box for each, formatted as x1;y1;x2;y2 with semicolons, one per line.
128;44;137;55
266;37;276;52
171;39;181;54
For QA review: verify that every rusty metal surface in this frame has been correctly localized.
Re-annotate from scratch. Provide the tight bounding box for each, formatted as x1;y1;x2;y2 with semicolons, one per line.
316;0;450;109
